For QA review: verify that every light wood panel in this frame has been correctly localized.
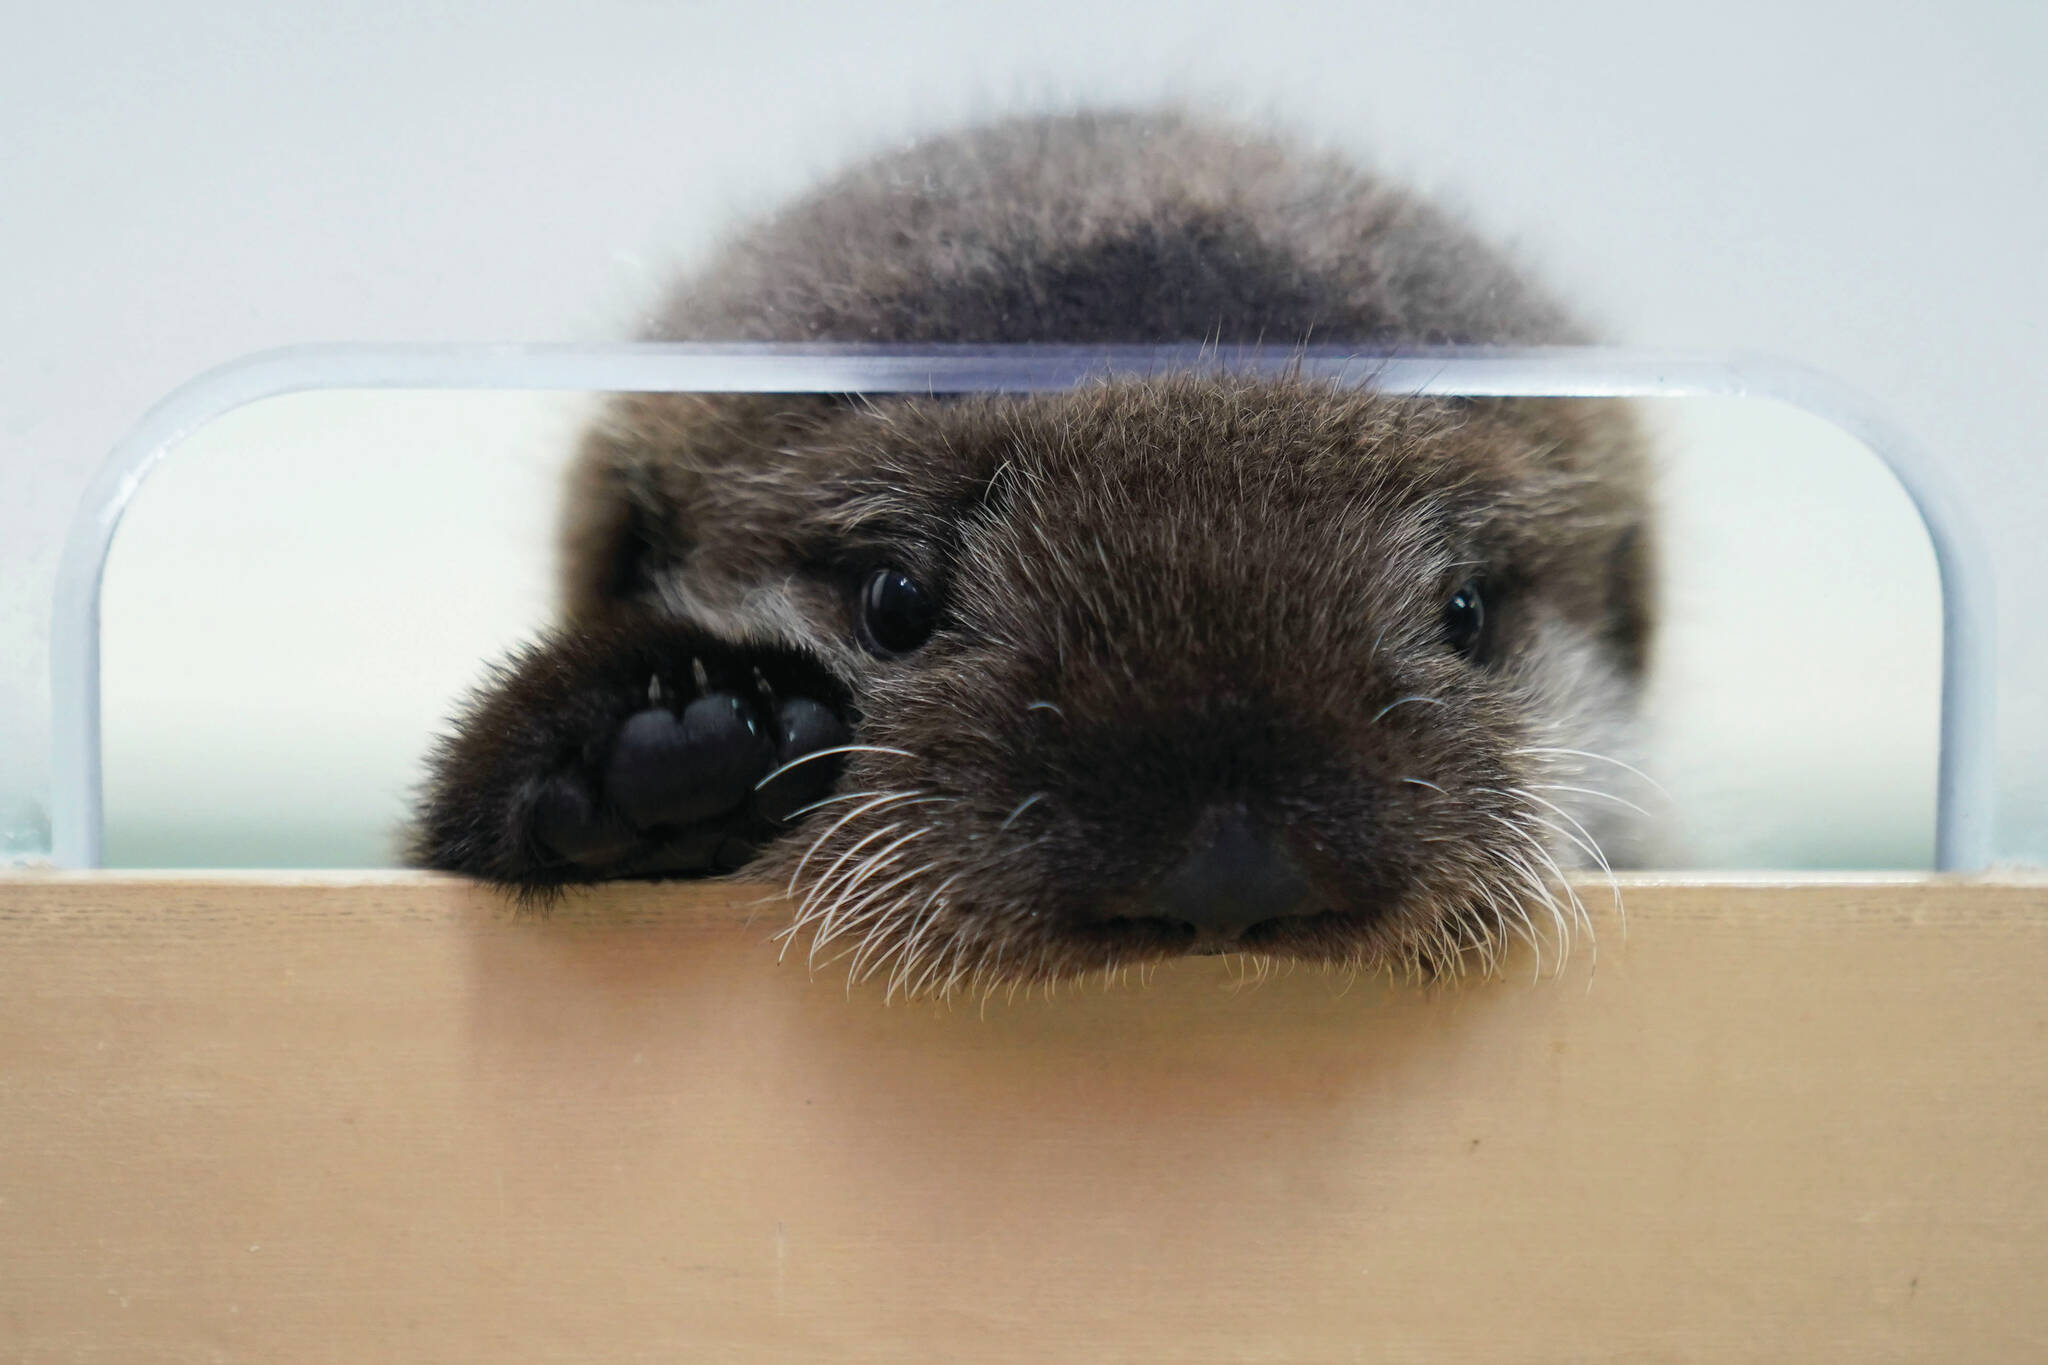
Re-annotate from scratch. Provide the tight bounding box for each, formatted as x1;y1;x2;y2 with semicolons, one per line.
3;873;2045;1361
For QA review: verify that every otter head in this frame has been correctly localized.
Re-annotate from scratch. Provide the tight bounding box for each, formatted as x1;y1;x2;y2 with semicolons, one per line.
569;375;1655;992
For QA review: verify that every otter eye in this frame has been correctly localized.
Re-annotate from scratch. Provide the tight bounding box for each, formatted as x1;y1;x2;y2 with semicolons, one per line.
1443;580;1486;659
858;568;939;657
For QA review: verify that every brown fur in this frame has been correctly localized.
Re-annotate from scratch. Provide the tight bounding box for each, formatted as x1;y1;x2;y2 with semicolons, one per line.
414;109;1657;992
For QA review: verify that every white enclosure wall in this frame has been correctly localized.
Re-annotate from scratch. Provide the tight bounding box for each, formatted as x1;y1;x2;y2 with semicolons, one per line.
4;0;2043;865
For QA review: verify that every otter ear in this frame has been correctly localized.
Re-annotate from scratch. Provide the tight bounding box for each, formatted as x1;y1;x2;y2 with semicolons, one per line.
557;404;693;620
558;455;681;617
556;393;836;622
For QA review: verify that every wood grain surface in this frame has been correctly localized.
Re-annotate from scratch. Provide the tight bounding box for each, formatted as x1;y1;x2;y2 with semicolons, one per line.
2;873;2045;1361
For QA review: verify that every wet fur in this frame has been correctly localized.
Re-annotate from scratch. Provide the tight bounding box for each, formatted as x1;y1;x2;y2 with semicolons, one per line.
414;110;1657;992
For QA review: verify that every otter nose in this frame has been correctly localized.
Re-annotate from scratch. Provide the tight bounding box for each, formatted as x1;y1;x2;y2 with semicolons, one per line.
1149;804;1313;941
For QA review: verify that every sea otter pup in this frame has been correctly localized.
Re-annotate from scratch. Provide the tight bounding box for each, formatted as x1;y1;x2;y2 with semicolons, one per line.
412;111;1656;993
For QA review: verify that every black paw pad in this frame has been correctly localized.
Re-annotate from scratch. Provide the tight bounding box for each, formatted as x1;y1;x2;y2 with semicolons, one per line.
414;621;858;888
755;697;853;824
531;777;635;866
606;694;774;831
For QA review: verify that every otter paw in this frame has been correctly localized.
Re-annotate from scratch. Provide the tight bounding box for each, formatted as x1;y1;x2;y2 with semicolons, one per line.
412;624;851;889
532;687;849;876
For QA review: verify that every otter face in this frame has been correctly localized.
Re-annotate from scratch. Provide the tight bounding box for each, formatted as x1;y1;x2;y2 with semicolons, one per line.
609;377;1655;993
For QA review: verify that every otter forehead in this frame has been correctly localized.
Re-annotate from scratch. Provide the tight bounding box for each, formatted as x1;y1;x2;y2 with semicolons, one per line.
720;380;1642;668
818;380;1543;533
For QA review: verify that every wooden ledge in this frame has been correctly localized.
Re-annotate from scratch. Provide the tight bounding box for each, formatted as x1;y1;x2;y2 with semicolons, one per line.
4;873;2046;1360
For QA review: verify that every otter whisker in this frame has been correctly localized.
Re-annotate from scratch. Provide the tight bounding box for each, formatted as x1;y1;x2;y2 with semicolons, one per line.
789;793;953;909
935;920;981;998
779;853;905;964
1476;786;1600;960
812;897;911;981
997;792;1049;831
913;936;966;1002
778;814;911;961
1509;788;1615;870
816;824;931;921
795;835;925;967
1527;782;1653;819
813;888;916;976
878;833;1062;999
806;831;933;968
777;787;895;822
888;904;956;1000
940;938;982;998
1486;827;1570;978
872;888;950;994
808;857;934;957
752;743;920;792
786;789;932;897
1499;853;1564;982
819;892;901;986
791;835;900;938
840;904;910;987
1525;818;1607;965
795;819;908;926
811;856;932;973
1370;694;1444;725
1472;878;1535;967
974;939;1010;1014
920;939;964;1002
1525;813;1619;918
1521;833;1592;960
1470;904;1510;979
1511;785;1625;931
1471;873;1536;974
1514;747;1669;799
845;890;930;994
859;873;964;991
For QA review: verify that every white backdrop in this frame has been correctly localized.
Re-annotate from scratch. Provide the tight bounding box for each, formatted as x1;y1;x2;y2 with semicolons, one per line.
5;0;2042;866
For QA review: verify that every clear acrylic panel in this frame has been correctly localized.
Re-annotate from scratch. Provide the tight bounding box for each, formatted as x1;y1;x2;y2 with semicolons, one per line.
9;345;1991;870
